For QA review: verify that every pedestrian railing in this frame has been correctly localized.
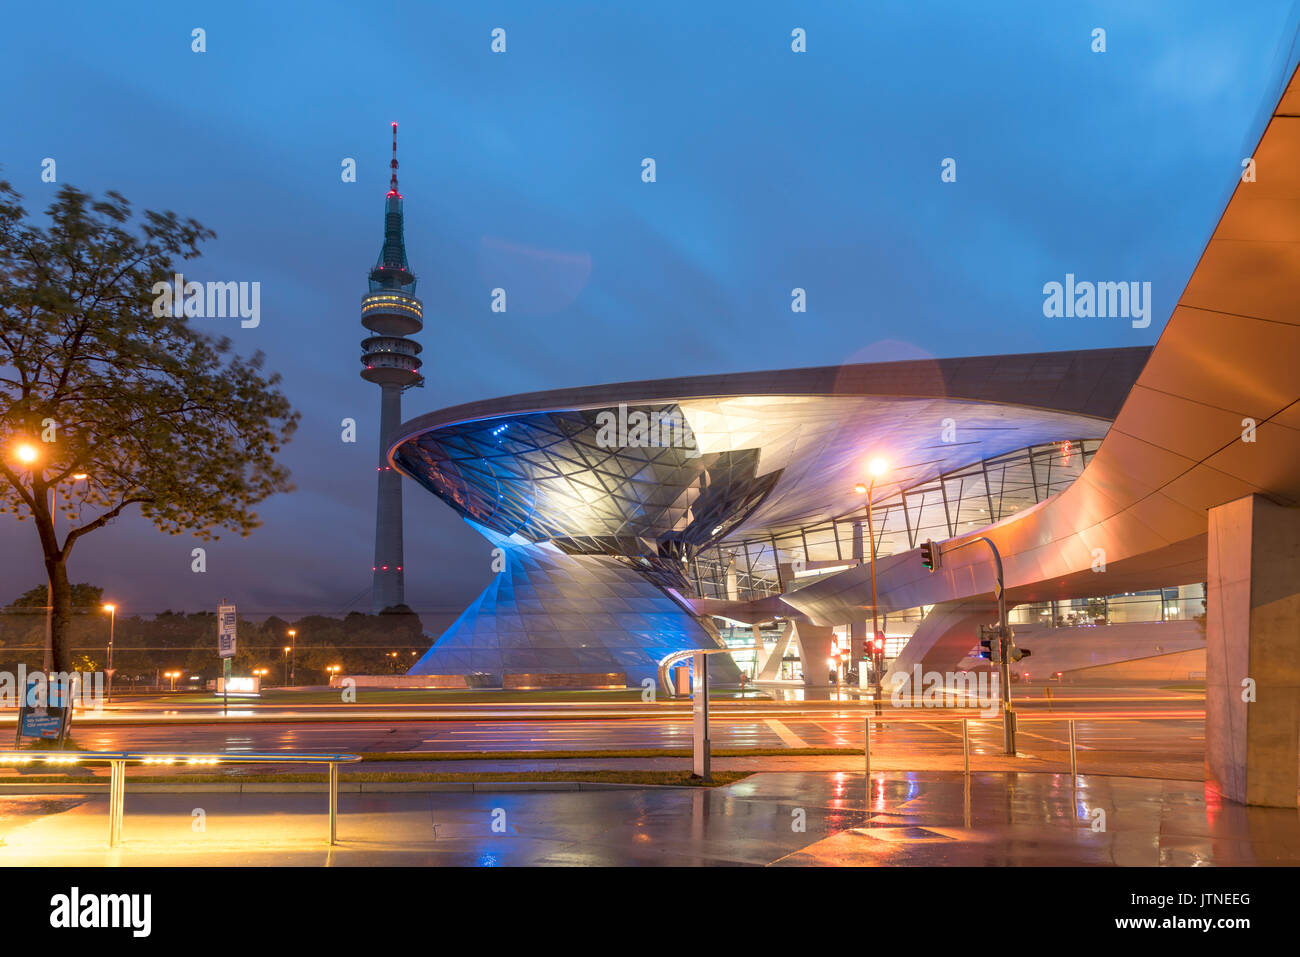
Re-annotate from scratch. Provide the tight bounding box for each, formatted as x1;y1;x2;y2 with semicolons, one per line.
862;713;1180;780
0;750;361;847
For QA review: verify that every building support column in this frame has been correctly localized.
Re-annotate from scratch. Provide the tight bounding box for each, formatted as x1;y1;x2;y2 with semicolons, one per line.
757;621;794;681
794;622;835;687
371;383;406;612
1205;494;1300;807
751;623;767;673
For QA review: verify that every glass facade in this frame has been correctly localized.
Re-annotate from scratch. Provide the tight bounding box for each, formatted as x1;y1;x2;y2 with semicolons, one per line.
1008;584;1207;628
394;404;782;594
693;439;1101;600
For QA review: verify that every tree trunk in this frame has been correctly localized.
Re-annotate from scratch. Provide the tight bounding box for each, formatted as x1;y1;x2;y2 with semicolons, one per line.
44;554;74;676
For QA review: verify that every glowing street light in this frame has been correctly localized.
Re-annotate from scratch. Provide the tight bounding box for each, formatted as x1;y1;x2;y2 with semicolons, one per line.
287;628;297;685
14;442;39;465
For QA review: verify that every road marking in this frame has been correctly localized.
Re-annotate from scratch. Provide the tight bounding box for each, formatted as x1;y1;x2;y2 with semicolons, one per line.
810;721;851;745
918;721;967;740
1014;727;1095;750
764;719;810;749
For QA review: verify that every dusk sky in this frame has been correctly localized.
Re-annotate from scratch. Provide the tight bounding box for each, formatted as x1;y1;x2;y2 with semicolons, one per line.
2;0;1297;623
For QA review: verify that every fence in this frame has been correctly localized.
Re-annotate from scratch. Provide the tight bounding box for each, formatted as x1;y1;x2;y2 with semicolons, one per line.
862;712;1184;779
0;750;361;847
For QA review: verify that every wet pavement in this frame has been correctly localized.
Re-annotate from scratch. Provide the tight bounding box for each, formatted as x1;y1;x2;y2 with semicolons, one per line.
2;771;1298;866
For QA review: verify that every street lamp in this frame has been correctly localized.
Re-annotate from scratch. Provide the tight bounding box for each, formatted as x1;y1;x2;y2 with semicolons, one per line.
102;603;116;701
10;443;50;673
287;629;296;685
283;646;292;686
854;457;889;706
44;473;91;673
164;669;180;692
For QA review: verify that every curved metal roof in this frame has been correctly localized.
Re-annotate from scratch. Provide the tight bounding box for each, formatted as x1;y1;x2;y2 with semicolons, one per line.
390;349;1149;570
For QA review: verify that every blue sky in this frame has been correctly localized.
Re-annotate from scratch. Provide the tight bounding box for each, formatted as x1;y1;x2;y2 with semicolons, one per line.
1;0;1297;620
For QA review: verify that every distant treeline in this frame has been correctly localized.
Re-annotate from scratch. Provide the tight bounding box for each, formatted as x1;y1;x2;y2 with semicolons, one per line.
0;604;436;685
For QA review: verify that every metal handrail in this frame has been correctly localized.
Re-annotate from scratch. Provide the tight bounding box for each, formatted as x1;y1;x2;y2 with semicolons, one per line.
657;648;739;698
0;750;361;847
861;713;1183;782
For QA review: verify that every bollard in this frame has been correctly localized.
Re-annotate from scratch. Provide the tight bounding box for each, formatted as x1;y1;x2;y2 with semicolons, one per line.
864;716;871;779
1068;719;1077;778
962;718;970;776
108;759;125;848
328;761;339;845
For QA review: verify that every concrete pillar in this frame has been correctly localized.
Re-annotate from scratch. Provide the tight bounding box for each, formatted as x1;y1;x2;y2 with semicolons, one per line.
372;383;406;612
793;621;835;687
1205;495;1300;807
757;621;794;681
751;623;766;674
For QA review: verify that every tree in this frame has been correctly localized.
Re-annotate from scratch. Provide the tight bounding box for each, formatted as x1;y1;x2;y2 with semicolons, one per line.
7;582;103;610
0;181;299;674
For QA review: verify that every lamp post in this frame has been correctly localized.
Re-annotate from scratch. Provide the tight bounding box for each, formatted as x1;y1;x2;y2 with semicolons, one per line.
283;646;292;686
10;443;91;676
10;442;50;674
102;603;116;701
49;473;89;536
287;629;296;686
44;473;89;675
854;457;889;709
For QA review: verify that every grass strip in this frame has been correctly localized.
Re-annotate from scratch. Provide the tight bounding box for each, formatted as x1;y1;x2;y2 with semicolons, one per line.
162;689;766;705
357;747;859;761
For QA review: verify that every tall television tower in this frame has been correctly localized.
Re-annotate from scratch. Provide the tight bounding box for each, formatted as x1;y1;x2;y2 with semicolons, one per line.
360;122;423;612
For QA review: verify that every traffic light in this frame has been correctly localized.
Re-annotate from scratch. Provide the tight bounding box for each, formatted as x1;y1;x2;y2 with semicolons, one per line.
1007;635;1031;663
977;623;1001;663
870;632;886;677
920;539;936;571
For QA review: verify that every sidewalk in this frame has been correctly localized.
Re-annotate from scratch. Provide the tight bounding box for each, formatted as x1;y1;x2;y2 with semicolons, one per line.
0;771;1294;866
